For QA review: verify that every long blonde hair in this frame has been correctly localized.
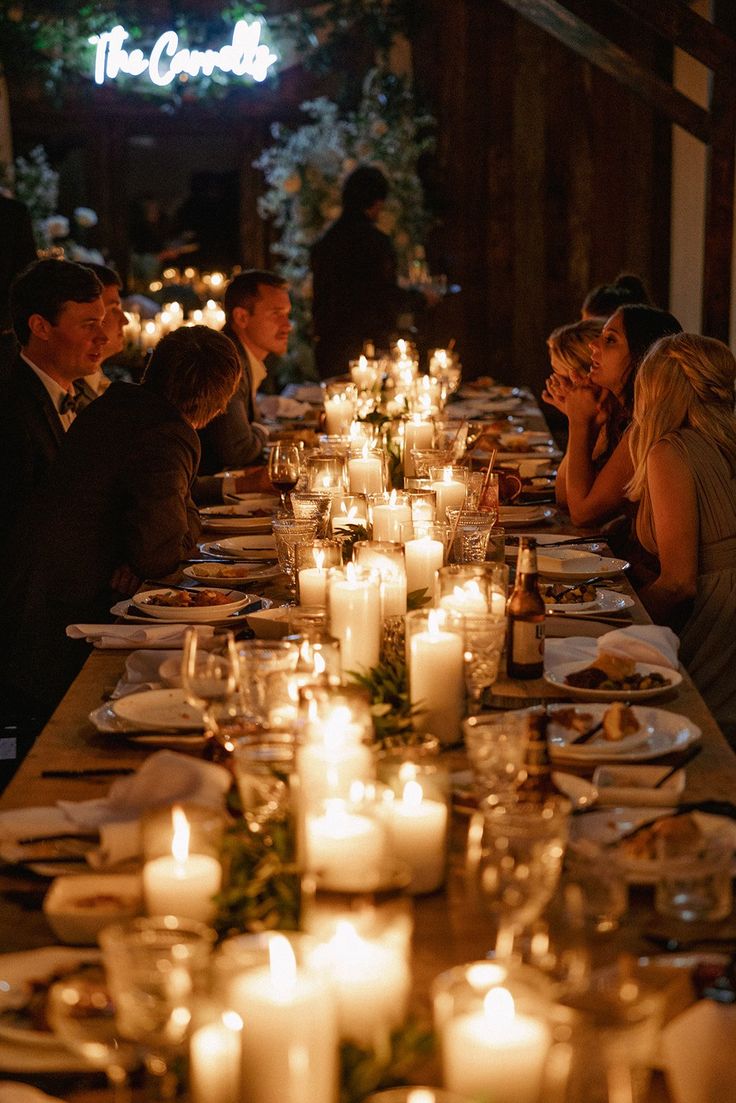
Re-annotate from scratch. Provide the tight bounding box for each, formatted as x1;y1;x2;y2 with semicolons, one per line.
628;333;736;502
547;318;602;381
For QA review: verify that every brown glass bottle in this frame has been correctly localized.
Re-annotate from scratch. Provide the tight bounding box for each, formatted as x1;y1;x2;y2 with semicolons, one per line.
516;708;559;800
506;536;545;679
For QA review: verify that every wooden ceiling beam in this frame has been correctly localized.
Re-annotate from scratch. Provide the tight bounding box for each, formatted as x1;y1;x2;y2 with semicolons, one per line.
607;0;736;71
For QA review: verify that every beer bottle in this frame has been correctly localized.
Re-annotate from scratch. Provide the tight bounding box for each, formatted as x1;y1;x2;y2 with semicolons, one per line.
516;708;558;799
506;536;545;678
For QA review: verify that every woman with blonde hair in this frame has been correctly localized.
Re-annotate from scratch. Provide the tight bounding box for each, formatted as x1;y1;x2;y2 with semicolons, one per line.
629;332;736;731
546;318;602;383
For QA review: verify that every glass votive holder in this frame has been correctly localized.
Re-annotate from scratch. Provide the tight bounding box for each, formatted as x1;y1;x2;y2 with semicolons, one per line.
330;493;369;535
462;712;530;799
237;639;300;723
287;614;342;678
295;539;343;608
348;419;377;449
301;864;413;1047
188;1000;243;1103
347;446;387;496
298;681;374;745
400;521;451;600
290;491;334;537
445;509;497;563
376;756;450;895
563;842;628;933
140;804;224;924
305;452;348;494
353;540;408;618
411;447;455;479
367;491;413;543
304;786;390;891
323;391;357;437
436;563;508;617
654;833;733;922
350;356;382;392
232;729;296;835
405;608;465;745
406;488;437;523
403;418;435;476
263;669;334;732
432;961;554;1103
429;465;469;521
327;563;382;675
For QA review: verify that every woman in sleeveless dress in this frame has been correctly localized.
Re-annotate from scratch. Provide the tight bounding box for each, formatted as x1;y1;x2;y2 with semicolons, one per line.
628;333;736;734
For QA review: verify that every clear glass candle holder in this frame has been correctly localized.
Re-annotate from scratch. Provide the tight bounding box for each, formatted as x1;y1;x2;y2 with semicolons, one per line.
405;608;465;745
436;562;508;617
411;447;455;479
305;453;348;494
376;753;449;895
323;384;358;436
295;539;343;608
232;729;297;836
327;564;382;675
263;669;335;733
236;639;300;724
462;712;529;800
429;465;469;521
298;681;374;746
452;611;507;712
367;491;413;543
347;447;387;496
353;540;408;619
406;488;437;523
330;493;369;535
400;521;450;601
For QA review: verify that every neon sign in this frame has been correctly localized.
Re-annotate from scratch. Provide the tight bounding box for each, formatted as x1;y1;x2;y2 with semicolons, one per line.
89;20;278;87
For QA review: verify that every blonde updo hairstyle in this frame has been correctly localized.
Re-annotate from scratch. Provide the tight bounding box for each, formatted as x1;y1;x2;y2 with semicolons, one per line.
628;332;736;502
547;318;602;382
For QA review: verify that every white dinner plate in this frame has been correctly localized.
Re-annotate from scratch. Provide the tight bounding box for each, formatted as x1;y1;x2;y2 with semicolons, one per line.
544;662;683;702
537;547;629;580
545;589;635;617
498;431;556;449
495;447;561;461
200;535;277;561
183;563;282;586
199;509;274;533
110;596;268;625
498;506;555;526
0;946;101;1051
546;703;699;761
111;688;204;731
132;587;252;621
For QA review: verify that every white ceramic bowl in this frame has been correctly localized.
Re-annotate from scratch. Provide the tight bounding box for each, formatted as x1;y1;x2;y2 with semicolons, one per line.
131;587;252;621
43;874;143;945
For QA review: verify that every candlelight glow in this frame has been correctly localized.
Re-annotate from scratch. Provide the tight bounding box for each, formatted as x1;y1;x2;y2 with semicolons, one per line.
358;354;367;369
442;466;454;483
483;986;515;1023
222;1010;243;1032
399;761;418;784
346;561;358;583
314;549;325;572
466;962;508;989
268;935;297;1001
324;705;352;747
427;608;445;636
408;1091;436;1103
171;806;190;863
402;779;424;807
314;651;327;675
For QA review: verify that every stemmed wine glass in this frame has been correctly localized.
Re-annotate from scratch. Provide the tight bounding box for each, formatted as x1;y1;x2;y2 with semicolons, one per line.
268;442;302;508
48;967;140;1103
181;628;240;756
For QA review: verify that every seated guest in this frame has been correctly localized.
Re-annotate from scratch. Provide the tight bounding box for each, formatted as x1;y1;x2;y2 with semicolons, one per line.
628;333;736;734
544;319;602;511
76;263;129;406
545;305;681;529
0;259;106;526
0;325;241;719
581;272;650;319
193;269;292;504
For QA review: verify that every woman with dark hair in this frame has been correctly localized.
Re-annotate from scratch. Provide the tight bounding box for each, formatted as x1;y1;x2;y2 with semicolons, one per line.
581;272;650;319
547;305;681;528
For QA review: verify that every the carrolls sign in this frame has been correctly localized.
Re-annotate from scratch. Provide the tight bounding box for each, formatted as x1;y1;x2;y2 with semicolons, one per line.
89;20;278;87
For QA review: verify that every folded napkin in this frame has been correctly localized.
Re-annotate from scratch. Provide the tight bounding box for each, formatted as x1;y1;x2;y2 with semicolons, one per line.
660;1000;736;1103
257;395;311;420
545;625;680;671
66;624;215;649
106;648;181;699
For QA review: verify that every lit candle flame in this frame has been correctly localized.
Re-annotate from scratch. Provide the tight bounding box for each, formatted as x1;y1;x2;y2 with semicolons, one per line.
314;651;327;675
427;608;445;636
402;778;424;807
268;934;297;1000
442;466;453;483
483;986;515;1022
388;489;398;506
171;805;190;864
358;354;367;369
314;549;325;572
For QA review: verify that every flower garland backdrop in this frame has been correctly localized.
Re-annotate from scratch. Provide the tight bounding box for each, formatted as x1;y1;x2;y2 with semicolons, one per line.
255;69;435;380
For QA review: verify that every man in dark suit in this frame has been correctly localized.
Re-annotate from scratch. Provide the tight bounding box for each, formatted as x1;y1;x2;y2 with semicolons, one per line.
310;166;435;379
0;259;106;528
0;325;241;720
193;269;292;503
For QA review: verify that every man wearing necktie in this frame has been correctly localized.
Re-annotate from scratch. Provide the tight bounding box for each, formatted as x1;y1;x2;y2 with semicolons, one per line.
0;259;107;526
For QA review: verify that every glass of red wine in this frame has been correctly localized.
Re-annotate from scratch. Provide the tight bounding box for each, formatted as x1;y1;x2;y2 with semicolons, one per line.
268;441;302;508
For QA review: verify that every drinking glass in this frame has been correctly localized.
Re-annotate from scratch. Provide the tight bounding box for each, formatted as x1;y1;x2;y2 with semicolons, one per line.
100;917;215;1102
467;794;570;959
463;712;529;799
272;514;320;592
236;638;300;724
232;730;296;833
290;491;333;537
654;833;733;922
181;629;239;755
268;441;302;507
446;509;498;562
456;613;507;711
48;968;140;1103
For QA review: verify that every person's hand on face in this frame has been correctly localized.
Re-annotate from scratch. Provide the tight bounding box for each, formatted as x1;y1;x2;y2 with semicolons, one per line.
565;382;601;425
542;372;573;414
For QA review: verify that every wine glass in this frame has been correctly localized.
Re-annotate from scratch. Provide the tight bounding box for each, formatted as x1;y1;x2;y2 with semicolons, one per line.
181;629;239;756
459;614;507;712
466;793;570;960
48;967;140;1103
268;442;302;508
99;917;215;1103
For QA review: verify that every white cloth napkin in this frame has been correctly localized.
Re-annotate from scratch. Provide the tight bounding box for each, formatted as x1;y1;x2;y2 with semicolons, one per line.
257;395;311;419
545;625;680;671
66;624;215;649
106;648;181;699
660;1000;736;1103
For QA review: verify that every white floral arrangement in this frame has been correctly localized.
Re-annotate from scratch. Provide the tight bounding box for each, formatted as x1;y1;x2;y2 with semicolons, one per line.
254;69;435;379
0;145;104;261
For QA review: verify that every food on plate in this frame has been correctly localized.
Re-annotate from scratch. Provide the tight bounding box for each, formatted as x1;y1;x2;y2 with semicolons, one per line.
564;664;671;692
542;582;596;605
189;564;252;579
551;707;595;733
597;652;636;680
499;435;552;454
462;375;497;393
0;961;99;1034
141;588;235;608
619;813;702;860
602;702;640;741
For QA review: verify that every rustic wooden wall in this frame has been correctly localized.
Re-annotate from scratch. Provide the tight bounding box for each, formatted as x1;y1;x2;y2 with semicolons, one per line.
413;0;673;397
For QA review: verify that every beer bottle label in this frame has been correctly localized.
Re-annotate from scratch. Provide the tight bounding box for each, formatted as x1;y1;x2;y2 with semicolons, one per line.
510;619;544;665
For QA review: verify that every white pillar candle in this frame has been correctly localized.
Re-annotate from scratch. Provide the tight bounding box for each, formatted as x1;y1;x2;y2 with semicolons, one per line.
324;395;356;436
142;807;222;923
230;936;338;1103
348;452;384;495
328;566;381;674
308;920;410;1046
383;779;448;894
409;611;464;744
404;536;444;596
299;567;328;607
297;742;375;806
404;419;435;476
379;573;407;617
439;581;489;614
190;1013;242;1103
372;498;413;542
491;590;507;617
442;987;550;1103
431;477;466;521
306;799;385;889
331;505;366;534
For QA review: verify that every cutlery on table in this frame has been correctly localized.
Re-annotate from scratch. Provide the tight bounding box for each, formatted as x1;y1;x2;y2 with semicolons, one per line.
569;719;605;746
16;832;99;845
41;767;135;779
608;799;736;848
653;745;703;787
